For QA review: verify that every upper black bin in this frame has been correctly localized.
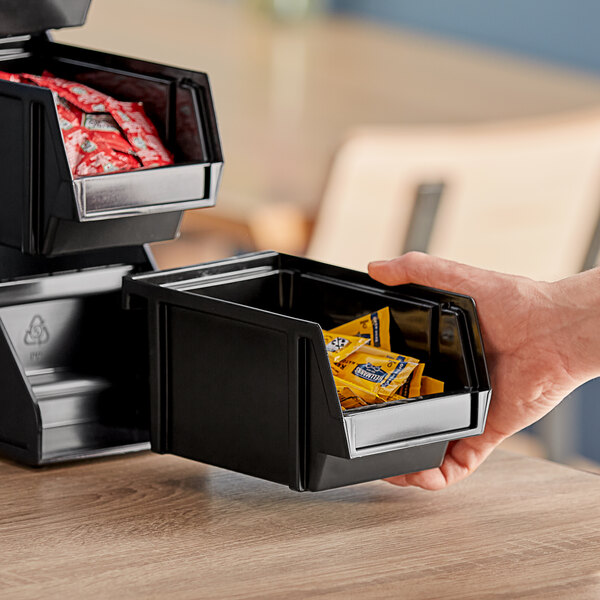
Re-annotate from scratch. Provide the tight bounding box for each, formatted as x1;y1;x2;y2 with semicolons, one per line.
0;0;223;256
123;252;492;492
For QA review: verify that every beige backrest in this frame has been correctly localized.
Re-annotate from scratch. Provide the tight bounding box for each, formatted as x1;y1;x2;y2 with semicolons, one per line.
307;111;600;281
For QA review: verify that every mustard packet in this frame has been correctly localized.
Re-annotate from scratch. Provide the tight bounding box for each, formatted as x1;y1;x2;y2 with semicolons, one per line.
334;376;386;409
334;351;417;398
396;362;425;399
358;343;420;366
330;307;391;351
420;376;445;396
323;331;370;363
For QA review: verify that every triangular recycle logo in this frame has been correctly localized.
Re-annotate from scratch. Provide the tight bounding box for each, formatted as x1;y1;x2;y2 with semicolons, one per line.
24;315;50;345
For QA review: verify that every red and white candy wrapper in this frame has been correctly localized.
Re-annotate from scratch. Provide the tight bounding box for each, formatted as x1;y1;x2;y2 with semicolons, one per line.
61;126;88;169
55;101;138;175
61;126;140;176
81;112;137;156
56;100;82;130
76;147;141;176
24;72;113;114
7;70;172;176
0;71;22;82
109;100;173;167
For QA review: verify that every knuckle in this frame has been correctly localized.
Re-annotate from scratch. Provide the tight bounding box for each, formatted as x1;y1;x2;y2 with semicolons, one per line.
402;251;427;278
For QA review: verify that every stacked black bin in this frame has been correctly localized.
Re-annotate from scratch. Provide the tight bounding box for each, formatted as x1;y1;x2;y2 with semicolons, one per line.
0;0;223;465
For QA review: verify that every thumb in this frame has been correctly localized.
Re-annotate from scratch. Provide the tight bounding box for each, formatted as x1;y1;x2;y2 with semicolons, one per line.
368;251;481;293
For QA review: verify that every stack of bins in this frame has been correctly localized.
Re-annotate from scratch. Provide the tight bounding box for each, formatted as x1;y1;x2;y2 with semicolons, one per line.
0;0;223;465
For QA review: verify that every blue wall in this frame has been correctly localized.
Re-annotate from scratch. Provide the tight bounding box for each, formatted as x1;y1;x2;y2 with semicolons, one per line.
578;379;600;462
332;1;600;74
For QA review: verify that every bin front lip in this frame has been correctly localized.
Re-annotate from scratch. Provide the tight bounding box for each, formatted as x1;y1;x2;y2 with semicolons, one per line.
342;390;491;458
72;162;222;222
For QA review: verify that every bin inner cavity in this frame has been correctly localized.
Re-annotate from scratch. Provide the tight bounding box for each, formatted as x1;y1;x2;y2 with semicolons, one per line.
185;269;471;392
1;51;207;164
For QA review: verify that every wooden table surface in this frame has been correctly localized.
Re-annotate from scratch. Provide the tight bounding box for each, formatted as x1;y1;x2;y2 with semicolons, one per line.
1;450;599;599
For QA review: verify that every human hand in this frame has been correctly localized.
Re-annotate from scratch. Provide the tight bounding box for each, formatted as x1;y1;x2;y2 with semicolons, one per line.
368;252;599;490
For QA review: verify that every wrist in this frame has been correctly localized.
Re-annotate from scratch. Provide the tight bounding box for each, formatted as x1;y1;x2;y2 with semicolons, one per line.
545;268;600;386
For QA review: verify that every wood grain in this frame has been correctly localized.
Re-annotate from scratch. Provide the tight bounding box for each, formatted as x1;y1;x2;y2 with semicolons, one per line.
0;451;599;599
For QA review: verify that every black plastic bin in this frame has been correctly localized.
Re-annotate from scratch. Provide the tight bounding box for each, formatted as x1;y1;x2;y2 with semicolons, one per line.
124;252;492;492
0;0;223;256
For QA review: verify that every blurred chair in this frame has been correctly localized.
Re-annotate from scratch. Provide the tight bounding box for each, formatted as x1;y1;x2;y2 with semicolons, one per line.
307;110;600;280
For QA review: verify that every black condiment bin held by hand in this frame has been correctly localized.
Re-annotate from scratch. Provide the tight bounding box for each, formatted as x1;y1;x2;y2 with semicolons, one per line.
124;252;491;492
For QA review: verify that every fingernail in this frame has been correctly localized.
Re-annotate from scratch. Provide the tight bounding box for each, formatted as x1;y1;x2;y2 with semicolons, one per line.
368;260;387;269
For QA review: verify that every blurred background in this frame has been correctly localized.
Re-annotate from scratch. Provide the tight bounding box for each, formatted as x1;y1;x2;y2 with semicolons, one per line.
55;0;600;473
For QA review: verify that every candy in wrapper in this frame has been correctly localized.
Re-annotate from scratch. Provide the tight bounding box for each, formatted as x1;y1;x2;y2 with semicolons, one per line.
25;73;113;113
76;147;141;176
81;112;137;156
330;307;391;350
17;71;171;175
110;100;173;167
0;71;21;82
333;351;417;398
323;331;369;363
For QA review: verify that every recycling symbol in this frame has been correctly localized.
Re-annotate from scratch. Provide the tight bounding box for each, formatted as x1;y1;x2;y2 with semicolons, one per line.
24;315;50;345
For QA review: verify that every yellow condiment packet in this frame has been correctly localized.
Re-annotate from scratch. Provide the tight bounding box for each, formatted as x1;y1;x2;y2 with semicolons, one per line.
335;378;369;410
333;351;417;398
326;306;446;408
394;362;425;399
358;343;420;366
420;376;445;396
407;363;425;398
330;307;391;351
334;375;382;403
334;376;386;409
323;331;370;363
